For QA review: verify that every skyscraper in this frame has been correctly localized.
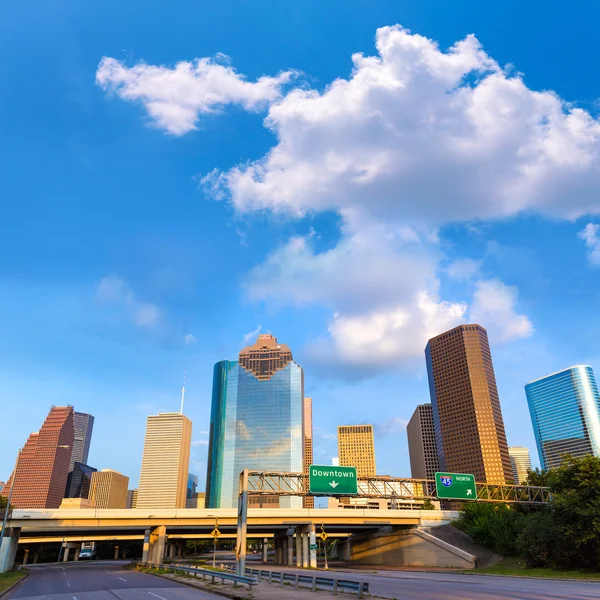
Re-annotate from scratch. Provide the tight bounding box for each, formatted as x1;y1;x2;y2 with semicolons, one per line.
508;447;532;484
407;404;440;480
525;365;600;470
137;413;192;509
126;488;138;509
303;397;314;509
426;324;512;484
206;333;304;509
1;406;74;508
89;469;129;509
69;412;94;472
65;462;97;499
338;425;376;477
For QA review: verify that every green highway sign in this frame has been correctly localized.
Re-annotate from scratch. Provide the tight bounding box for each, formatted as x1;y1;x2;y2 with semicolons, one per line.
310;544;318;550
435;472;477;500
309;464;358;495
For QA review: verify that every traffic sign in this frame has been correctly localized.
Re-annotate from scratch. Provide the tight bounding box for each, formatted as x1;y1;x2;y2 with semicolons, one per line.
320;531;328;541
310;544;318;550
309;465;357;495
435;472;477;500
211;528;221;538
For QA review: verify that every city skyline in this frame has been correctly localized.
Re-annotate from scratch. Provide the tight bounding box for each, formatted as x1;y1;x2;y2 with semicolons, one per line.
5;2;600;497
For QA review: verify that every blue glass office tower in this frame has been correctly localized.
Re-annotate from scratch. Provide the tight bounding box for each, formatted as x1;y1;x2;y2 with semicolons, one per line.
525;365;600;470
206;334;304;508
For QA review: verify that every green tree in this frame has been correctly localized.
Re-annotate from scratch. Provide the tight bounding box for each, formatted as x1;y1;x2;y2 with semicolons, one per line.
0;495;6;510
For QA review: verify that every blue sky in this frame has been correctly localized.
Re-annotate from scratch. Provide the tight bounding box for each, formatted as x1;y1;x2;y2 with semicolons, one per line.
2;1;600;488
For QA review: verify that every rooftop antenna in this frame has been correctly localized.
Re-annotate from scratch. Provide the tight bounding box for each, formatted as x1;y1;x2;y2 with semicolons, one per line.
180;369;186;414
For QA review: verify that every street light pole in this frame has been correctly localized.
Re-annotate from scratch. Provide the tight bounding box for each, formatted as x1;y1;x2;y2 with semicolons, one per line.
213;518;217;569
0;449;22;550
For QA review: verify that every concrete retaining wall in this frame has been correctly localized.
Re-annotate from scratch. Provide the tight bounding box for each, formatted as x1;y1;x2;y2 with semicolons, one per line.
349;527;476;569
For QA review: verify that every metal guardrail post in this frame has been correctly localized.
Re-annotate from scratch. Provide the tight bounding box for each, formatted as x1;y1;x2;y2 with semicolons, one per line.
333;579;338;595
312;576;317;592
295;574;299;590
358;582;365;599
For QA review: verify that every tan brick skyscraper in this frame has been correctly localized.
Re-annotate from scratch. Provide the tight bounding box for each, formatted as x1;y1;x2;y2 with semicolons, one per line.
1;406;74;508
425;324;512;484
338;425;376;477
303;397;314;509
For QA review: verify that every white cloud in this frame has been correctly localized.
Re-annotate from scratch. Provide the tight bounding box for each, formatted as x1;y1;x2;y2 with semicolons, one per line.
578;223;600;265
96;55;296;135
446;258;482;280
374;417;410;436
204;25;600;227
191;439;208;447
470;279;534;343
242;324;262;345
184;333;197;345
96;276;161;329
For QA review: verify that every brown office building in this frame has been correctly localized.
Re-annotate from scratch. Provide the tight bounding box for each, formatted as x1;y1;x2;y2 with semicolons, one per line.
425;324;512;484
1;406;75;508
303;397;314;509
407;404;440;480
89;469;129;509
338;424;376;477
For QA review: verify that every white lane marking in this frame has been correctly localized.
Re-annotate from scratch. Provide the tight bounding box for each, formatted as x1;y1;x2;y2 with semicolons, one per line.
66;580;71;587
73;597;78;600
148;593;167;600
105;569;109;573
118;576;127;582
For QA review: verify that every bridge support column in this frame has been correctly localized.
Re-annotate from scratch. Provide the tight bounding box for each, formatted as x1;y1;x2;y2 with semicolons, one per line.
74;547;80;561
309;523;317;568
22;548;29;566
33;548;39;564
63;547;70;562
302;532;309;568
0;527;20;573
168;542;175;559
287;532;294;566
114;545;120;560
295;532;301;567
177;542;183;559
142;528;151;563
148;525;167;565
275;538;282;565
282;537;288;566
262;538;268;563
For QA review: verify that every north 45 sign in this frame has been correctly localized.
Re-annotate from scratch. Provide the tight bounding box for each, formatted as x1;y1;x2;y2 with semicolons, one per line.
435;472;477;500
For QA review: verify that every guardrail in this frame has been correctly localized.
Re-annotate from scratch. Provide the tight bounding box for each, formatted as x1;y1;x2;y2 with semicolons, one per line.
134;562;258;590
223;565;369;597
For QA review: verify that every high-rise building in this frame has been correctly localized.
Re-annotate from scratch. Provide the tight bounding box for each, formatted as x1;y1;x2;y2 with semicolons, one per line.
525;365;600;470
137;413;192;509
1;406;74;508
426;324;512;484
69;412;94;472
407;404;440;480
206;334;304;509
89;469;129;509
338;425;376;477
508;447;532;484
187;473;198;500
303;397;314;509
126;488;138;509
65;462;97;498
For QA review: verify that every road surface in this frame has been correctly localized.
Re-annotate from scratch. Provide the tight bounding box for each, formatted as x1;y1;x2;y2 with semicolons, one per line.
8;562;221;600
251;563;600;599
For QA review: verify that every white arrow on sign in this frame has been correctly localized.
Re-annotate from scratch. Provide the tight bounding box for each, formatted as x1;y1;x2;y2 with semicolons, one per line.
329;481;339;489
466;489;472;496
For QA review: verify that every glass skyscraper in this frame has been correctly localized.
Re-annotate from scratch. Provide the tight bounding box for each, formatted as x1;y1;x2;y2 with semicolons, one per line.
525;365;600;470
205;334;304;509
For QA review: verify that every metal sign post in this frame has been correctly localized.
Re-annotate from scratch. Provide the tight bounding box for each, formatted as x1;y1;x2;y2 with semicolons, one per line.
236;469;249;576
320;523;329;570
212;518;220;569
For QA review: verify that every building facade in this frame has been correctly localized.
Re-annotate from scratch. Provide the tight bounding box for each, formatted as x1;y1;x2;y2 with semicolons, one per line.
205;334;304;509
89;469;129;509
426;324;513;484
338;424;376;477
69;412;95;472
525;365;600;470
508;447;532;484
303;397;314;509
126;488;138;509
65;462;97;498
137;413;192;509
1;405;74;508
407;404;440;480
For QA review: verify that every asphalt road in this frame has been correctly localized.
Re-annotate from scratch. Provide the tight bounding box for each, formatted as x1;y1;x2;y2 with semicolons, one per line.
8;562;221;600
257;563;600;600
